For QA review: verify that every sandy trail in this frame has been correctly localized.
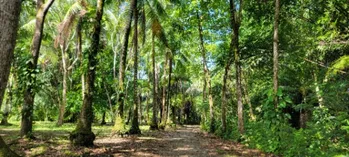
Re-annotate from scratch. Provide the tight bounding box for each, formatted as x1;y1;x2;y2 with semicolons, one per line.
92;125;270;157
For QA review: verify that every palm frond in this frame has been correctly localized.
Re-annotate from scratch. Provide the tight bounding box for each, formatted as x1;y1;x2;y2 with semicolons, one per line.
20;19;36;32
327;55;349;75
151;0;167;17
54;1;87;48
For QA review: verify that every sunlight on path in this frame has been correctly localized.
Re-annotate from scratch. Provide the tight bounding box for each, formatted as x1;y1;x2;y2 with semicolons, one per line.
93;125;269;157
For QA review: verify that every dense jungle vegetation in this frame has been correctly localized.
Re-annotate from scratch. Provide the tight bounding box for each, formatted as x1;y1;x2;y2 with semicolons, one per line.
0;0;348;156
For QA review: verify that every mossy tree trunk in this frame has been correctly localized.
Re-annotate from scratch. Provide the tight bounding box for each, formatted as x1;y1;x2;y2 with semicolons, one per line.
0;0;22;156
69;0;105;147
221;59;231;133
273;0;280;108
116;0;137;121
21;0;55;138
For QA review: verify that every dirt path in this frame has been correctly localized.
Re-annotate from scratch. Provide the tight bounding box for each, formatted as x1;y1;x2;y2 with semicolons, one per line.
92;125;270;157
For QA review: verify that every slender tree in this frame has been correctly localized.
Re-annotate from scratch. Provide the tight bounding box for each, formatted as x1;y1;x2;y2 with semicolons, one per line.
21;0;55;138
230;0;244;135
221;59;231;132
70;0;105;146
273;0;280;108
150;33;159;130
55;1;87;126
116;0;137;120
196;11;215;133
129;0;141;134
160;53;168;129
0;0;21;156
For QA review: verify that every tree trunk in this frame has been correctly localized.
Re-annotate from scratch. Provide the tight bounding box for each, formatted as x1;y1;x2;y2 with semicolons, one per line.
273;0;280;108
150;34;159;130
196;11;215;133
77;17;85;100
166;58;173;123
21;0;55;138
138;90;142;124
146;93;150;124
313;72;324;108
130;2;141;134
104;82;114;122
221;61;230;132
57;46;68;126
230;0;244;135
0;0;21;156
116;0;137;120
241;71;255;120
299;88;308;128
70;0;105;146
1;75;13;126
160;55;168;129
101;111;106;125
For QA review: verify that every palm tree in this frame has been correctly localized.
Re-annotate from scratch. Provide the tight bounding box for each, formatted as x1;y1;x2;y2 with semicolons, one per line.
129;0;142;134
116;0;137;121
69;0;105;146
0;1;22;156
54;0;87;127
21;0;55;138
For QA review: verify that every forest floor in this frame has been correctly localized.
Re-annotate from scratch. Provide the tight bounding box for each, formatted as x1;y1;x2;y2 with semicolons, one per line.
0;122;271;157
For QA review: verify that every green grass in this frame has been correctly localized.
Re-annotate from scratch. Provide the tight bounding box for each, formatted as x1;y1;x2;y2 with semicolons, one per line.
0;120;150;138
0;121;151;156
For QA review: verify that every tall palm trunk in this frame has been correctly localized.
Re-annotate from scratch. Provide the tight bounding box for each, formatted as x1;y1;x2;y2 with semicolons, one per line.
273;0;280;108
196;11;214;133
166;57;173;122
21;0;55;138
0;0;21;156
230;0;244;135
150;33;159;130
116;0;137;119
70;0;105;146
57;45;68;126
77;17;85;100
130;2;141;134
160;55;168;129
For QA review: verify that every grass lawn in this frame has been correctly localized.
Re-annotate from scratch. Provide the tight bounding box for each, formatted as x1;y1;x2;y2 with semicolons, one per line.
0;121;149;156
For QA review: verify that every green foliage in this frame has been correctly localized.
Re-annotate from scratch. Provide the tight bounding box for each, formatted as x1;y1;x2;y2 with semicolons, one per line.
244;104;349;156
